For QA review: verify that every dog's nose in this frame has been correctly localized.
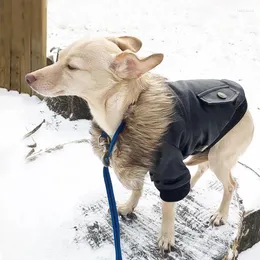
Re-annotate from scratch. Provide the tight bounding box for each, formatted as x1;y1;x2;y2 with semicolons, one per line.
25;74;37;85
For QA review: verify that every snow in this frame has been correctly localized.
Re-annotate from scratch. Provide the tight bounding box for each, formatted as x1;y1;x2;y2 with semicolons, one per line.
1;0;260;259
239;242;260;260
0;89;97;260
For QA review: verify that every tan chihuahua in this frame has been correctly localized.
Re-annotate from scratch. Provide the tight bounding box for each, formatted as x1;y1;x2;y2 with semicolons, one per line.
25;36;254;253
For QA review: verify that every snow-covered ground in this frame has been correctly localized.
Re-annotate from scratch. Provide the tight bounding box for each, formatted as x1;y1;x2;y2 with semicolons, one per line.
1;0;260;259
239;242;260;260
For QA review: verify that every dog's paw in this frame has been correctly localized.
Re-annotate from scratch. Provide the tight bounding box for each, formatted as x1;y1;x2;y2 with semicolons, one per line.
210;212;227;226
157;230;175;253
117;203;135;216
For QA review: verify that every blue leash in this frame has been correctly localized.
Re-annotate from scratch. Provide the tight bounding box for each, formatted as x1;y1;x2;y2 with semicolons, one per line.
101;121;125;260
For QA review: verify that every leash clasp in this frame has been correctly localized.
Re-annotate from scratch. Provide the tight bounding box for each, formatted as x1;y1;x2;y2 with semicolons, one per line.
99;134;110;145
99;133;111;167
102;152;110;167
99;134;110;152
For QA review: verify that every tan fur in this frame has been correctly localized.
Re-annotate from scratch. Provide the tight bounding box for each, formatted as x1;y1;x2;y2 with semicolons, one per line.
90;73;174;190
158;201;176;252
207;110;254;225
189;110;254;225
185;150;209;166
26;35;254;252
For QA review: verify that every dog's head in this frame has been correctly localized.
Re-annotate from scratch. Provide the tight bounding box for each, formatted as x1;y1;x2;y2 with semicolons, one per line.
25;36;163;99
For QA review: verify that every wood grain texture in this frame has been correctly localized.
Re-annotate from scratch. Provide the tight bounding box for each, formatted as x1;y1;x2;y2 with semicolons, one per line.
10;0;23;92
31;0;47;70
30;0;47;97
20;0;32;94
0;0;12;90
237;209;260;253
73;170;244;260
0;0;47;94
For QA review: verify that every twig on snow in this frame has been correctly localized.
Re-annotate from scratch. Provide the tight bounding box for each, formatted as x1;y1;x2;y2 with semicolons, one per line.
238;161;260;178
25;148;35;159
26;138;89;162
23;119;45;140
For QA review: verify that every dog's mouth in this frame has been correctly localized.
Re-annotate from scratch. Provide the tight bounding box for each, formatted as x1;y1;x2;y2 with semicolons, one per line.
54;90;65;95
29;85;65;97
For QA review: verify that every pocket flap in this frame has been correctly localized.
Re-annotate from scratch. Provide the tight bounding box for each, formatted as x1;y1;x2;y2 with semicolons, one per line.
197;86;239;105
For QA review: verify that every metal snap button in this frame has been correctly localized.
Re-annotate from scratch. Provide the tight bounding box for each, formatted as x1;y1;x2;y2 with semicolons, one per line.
217;92;227;99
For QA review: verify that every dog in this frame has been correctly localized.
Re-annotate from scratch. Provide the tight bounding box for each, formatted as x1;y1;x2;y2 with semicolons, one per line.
25;36;254;253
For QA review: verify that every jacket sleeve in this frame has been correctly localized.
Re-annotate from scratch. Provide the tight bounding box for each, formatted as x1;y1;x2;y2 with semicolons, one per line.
150;143;191;202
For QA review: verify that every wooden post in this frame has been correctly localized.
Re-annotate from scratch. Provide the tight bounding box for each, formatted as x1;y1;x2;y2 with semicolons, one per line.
0;0;47;95
0;0;11;90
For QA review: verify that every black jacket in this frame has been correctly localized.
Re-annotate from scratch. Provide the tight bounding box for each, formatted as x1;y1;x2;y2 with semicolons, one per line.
150;79;247;202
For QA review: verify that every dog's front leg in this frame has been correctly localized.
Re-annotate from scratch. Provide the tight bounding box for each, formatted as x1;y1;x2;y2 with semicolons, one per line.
158;201;176;252
117;187;143;216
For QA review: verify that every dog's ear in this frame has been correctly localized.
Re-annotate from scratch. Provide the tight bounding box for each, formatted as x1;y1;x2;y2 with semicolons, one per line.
110;51;164;79
107;36;142;53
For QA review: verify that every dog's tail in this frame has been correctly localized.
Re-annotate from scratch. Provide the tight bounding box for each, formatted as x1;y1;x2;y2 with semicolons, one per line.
185;151;209;166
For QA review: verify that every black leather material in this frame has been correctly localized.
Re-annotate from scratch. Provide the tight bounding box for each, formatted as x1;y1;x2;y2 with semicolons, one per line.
150;79;247;202
197;85;239;104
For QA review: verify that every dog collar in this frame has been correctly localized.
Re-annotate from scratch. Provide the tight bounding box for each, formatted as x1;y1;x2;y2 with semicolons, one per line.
99;121;126;167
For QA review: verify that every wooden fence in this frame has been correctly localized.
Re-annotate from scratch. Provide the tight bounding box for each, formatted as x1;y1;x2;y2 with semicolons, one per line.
0;0;47;95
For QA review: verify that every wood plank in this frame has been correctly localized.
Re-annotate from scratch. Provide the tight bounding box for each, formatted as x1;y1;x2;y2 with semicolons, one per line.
30;0;47;70
45;96;93;120
73;169;245;260
30;0;47;97
10;0;23;92
20;0;31;94
238;209;260;253
1;0;47;94
0;0;12;90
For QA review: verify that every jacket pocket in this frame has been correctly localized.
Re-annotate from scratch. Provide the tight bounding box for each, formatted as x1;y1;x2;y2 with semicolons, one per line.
197;86;239;105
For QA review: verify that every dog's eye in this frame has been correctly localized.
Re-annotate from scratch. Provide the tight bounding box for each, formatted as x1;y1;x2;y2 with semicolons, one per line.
67;64;77;70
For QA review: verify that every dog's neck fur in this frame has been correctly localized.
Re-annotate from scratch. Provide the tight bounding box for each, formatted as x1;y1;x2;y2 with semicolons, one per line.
89;73;175;189
84;76;148;136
